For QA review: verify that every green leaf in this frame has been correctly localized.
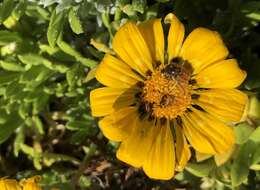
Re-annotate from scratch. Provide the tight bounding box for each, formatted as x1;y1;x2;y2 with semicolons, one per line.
122;4;136;16
83;66;97;83
19;66;52;90
132;0;146;13
0;112;23;144
247;96;260;119
185;159;215;177
39;44;76;62
0;30;21;45
116;0;130;8
0;60;25;72
246;12;260;21
47;9;65;47
235;122;254;144
42;152;80;167
0;0;15;23
57;40;97;68
18;54;69;73
68;7;83;34
32;93;49;114
231;140;257;186
66;64;79;87
20;143;35;157
18;103;31;119
249;126;260;143
66;121;88;131
18;53;52;68
0;71;19;84
32;116;44;134
13;126;25;156
251;143;260;166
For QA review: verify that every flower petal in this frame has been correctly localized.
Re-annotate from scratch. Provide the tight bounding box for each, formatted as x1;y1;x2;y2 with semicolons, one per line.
214;145;235;166
90;87;136;117
0;179;21;190
112;22;153;76
180;27;228;74
116;118;156;167
175;124;191;171
193;89;248;122
182;109;235;154
99;107;138;142
22;176;42;190
138;19;165;65
194;59;246;88
165;13;185;61
143;121;175;180
96;54;143;88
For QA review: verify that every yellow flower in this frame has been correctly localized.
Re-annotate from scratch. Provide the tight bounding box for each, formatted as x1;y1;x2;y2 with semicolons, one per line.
0;178;22;190
20;176;42;190
90;13;248;180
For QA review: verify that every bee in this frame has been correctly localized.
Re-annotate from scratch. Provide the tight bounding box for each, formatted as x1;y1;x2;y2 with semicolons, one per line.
160;94;174;107
162;57;193;81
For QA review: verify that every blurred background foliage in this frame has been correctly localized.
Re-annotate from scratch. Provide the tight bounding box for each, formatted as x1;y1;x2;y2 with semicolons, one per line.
0;0;260;189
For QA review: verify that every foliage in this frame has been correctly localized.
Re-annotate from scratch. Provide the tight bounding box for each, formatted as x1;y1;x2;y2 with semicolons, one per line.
0;0;260;189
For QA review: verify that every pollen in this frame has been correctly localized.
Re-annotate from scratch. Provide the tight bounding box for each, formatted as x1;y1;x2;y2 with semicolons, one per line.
140;61;193;120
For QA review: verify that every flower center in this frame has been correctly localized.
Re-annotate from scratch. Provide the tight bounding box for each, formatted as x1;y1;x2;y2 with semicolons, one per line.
137;58;194;120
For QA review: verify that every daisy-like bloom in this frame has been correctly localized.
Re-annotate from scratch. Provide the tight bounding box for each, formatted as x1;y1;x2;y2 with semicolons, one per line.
20;176;42;190
0;176;42;190
0;178;22;190
90;13;247;180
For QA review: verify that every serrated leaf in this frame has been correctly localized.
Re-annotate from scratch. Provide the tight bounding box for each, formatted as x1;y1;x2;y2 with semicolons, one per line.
68;7;83;34
47;9;65;47
0;0;15;23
